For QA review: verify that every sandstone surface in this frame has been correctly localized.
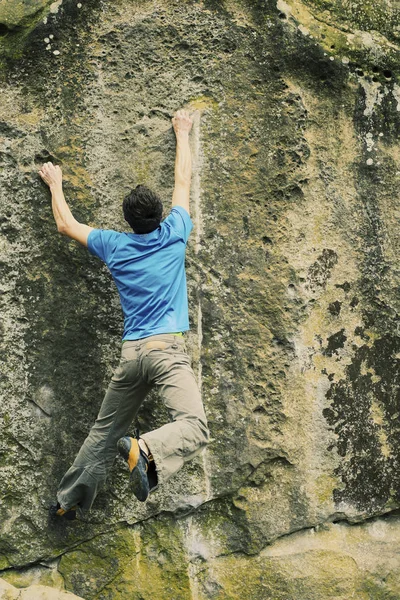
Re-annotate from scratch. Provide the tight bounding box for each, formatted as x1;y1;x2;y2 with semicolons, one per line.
0;0;400;598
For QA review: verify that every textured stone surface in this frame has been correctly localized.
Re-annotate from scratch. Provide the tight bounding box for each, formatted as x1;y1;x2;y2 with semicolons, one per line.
0;0;57;61
0;577;83;600
0;0;51;28
0;0;400;598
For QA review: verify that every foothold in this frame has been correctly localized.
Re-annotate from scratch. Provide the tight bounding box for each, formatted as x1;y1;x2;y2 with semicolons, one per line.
336;281;351;292
328;301;342;316
44;37;50;43
350;297;359;308
50;34;54;39
323;329;347;357
261;236;273;245
53;50;60;55
77;2;82;7
383;70;392;79
46;44;51;50
366;158;374;165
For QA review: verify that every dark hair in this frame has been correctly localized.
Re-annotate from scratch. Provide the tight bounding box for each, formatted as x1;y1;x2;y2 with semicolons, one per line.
123;185;163;234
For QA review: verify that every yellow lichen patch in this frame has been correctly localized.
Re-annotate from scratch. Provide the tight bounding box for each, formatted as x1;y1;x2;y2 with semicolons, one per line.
0;86;44;132
204;549;366;600
278;0;349;53
25;262;56;284
55;142;94;205
369;400;391;458
188;96;219;112
15;107;44;128
222;0;262;27
314;473;337;503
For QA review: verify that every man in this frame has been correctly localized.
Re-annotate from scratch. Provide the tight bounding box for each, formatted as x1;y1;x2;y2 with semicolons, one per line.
39;109;209;519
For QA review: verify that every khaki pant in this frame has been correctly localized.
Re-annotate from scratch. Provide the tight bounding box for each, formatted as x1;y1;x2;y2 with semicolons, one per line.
57;334;209;513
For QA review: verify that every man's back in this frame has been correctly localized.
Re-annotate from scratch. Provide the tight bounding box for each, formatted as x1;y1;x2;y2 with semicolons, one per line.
87;206;193;340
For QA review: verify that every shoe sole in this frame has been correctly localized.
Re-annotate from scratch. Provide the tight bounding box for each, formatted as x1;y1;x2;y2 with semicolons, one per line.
49;503;77;521
130;458;150;502
117;437;149;502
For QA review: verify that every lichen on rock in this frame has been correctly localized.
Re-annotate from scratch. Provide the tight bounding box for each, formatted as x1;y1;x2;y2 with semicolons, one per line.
0;0;400;598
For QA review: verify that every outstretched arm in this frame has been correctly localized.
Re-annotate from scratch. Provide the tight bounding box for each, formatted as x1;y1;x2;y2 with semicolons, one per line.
39;162;93;246
171;109;193;215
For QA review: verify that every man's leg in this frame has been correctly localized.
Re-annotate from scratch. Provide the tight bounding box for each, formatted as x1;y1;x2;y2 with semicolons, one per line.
56;343;150;514
139;335;209;487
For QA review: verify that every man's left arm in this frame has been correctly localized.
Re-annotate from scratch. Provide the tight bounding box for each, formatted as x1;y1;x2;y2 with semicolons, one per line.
39;162;93;246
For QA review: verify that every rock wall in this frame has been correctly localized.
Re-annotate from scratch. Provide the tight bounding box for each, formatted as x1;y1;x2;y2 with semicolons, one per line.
1;0;400;598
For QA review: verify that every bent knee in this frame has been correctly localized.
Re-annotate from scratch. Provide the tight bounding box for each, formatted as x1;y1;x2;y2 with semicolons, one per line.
196;418;210;447
184;415;210;449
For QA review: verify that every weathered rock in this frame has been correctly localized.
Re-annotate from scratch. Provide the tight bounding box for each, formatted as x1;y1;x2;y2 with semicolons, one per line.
0;0;60;62
0;0;400;598
0;0;52;29
0;577;83;600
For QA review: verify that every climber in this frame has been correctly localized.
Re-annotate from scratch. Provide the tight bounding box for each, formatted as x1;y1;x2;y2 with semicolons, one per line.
39;109;209;520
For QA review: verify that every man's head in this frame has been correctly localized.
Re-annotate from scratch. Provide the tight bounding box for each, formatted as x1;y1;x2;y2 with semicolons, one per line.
123;185;163;234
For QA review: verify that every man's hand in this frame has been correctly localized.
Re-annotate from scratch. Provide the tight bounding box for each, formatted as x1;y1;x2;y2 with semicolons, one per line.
172;110;193;137
39;162;63;190
38;161;93;246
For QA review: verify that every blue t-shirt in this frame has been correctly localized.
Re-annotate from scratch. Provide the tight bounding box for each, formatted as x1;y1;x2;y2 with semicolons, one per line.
87;206;193;340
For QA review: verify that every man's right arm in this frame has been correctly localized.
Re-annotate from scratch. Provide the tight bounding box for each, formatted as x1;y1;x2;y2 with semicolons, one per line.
171;109;193;216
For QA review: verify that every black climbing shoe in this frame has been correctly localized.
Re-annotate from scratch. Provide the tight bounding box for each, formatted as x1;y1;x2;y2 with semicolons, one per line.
117;435;150;502
49;502;77;521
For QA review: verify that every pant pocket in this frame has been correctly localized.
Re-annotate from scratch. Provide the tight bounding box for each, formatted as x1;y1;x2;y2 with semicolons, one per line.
121;344;140;363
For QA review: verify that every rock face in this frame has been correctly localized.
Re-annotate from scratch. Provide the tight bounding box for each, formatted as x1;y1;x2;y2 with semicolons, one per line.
1;0;400;598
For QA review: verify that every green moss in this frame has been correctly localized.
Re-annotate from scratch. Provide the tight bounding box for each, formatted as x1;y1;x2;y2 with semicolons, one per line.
0;0;54;59
0;0;52;28
0;555;10;570
58;522;192;600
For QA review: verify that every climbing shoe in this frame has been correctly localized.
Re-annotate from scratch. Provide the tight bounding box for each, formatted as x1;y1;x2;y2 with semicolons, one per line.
49;502;77;521
117;435;150;502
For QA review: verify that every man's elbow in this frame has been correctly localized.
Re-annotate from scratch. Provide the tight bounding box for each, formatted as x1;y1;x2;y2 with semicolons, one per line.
57;223;69;235
57;220;75;236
